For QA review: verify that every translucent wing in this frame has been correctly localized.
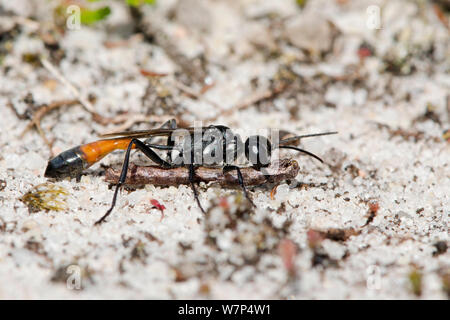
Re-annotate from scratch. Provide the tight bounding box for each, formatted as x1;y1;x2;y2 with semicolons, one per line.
99;127;203;139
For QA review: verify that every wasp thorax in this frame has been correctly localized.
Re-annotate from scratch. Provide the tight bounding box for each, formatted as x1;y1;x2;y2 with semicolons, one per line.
245;135;272;168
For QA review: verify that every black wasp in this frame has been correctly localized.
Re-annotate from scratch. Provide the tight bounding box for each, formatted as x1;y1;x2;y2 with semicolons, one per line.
44;119;337;224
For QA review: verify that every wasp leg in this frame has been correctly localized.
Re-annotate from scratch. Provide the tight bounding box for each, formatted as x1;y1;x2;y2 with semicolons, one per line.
144;119;178;161
223;165;256;207
157;118;177;130
166;118;178;130
95;138;172;225
189;163;206;214
165;118;177;162
162;118;177;160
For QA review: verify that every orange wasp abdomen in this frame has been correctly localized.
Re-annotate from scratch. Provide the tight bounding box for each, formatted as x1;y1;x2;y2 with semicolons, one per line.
45;138;134;179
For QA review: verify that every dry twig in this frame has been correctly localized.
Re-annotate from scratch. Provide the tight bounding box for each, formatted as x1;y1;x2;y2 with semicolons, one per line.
18;99;79;153
203;82;288;122
133;8;207;84
105;159;299;187
40;57;96;114
40;57;185;135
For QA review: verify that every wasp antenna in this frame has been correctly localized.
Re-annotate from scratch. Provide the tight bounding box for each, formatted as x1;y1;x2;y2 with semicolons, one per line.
278;131;338;146
278;145;324;163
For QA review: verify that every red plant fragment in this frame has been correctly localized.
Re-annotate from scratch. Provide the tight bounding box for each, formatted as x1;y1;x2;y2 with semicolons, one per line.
150;199;166;221
368;202;380;214
140;69;168;78
270;185;278;200
278;239;297;275
219;197;229;210
357;43;373;60
307;229;324;249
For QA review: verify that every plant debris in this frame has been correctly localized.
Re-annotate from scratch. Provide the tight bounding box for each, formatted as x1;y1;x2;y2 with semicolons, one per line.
307;229;339;268
442;272;450;299
105;159;299;187
0;179;6;191
408;268;423;297
20;183;68;213
363;202;379;227
432;241;447;257
314;227;360;242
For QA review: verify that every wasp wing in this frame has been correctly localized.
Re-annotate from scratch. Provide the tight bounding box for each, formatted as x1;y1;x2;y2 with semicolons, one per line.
99;127;214;139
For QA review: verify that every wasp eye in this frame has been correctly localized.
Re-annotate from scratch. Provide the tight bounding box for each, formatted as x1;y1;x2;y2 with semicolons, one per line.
245;135;272;168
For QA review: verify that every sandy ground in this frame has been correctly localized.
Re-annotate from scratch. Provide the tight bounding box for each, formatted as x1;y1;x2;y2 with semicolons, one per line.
0;0;448;299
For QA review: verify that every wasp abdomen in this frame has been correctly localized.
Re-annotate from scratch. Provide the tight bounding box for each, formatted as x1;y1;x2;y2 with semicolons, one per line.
44;146;86;178
44;138;134;179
